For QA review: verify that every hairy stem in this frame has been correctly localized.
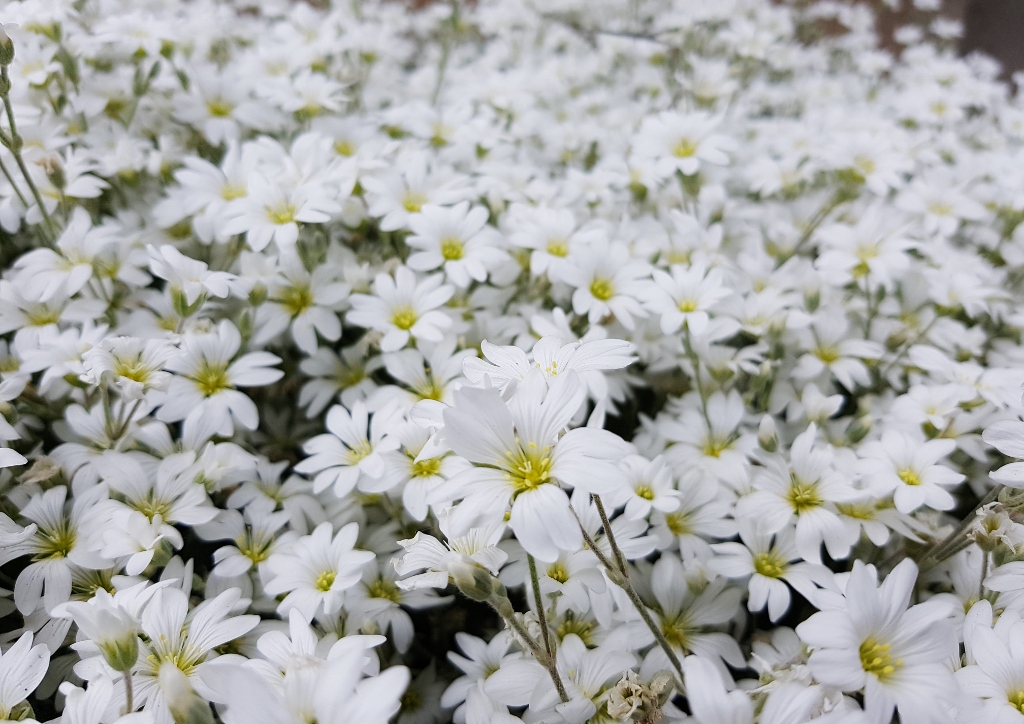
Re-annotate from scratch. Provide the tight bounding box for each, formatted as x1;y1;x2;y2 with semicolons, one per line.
122;671;134;715
919;484;1003;570
1;66;58;243
570;500;686;690
486;594;569;702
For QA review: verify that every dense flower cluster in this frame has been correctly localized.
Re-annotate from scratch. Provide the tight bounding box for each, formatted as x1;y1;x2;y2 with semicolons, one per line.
0;0;1023;722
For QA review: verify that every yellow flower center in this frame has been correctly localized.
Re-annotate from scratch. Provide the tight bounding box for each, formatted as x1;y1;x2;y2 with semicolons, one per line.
660;613;692;651
34;521;76;560
897;469;922;486
238;531;273;564
814;346;840;364
192;360;231;397
506;446;553;493
266;202;297;225
787;477;823;514
1009;691;1024;714
440;237;464;261
836;502;875;520
411;457;443;478
113;355;152;384
334;139;355;156
221;183;246;201
927;201;953;217
664;511;691;536
547;562;569;584
277;283;315;317
206;99;234;117
135;496;172;522
345;440;374;466
556;613;595;646
367;577;403;603
391;307;417;331
546;239;568;257
26;307;61;326
678;299;698;313
589;277;615;301
315;570;336;592
672;138;697;158
634;485;655;501
753;551;786;578
859;637;901;681
853;155;876;175
415;379;446;401
701;437;730;458
403;191;428;213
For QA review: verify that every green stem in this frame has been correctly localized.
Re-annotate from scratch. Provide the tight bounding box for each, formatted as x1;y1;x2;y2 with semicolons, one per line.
122;671;134;715
527;555;556;660
486;596;569;702
1;66;57;243
979;549;989;600
683;327;712;428
0;155;27;207
919;485;1003;571
570;501;686;690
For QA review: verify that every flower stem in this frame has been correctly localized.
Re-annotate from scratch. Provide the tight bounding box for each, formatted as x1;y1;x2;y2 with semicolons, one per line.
0;155;27;208
919;484;1003;570
527;554;556;660
485;593;569;703
0;65;58;244
122;671;134;715
571;499;686;690
979;549;989;600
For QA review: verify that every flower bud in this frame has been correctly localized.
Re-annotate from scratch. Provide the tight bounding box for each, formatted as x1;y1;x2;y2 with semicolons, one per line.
969;503;1024;553
846;414;872;444
449;557;494;602
161;662;214;724
99;632;140;672
0;25;15;67
37;155;65;191
758;414;778;453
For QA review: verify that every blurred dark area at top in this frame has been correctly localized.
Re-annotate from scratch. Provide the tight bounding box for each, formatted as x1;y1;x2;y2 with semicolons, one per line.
397;0;1024;80
878;0;1024;78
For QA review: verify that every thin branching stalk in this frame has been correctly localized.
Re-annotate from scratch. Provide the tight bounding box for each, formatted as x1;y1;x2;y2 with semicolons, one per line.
569;500;686;690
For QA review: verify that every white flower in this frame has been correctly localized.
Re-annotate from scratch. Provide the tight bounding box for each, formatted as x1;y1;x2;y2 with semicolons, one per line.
254;256;349;355
607;455;681;521
563;239;648;330
737;424;861;563
1;485;111;615
406;202;509;288
856;432;964;514
431;370;631;562
347;267;454;352
264;521;375;621
82;336;179;401
52;584;161;672
638;263;730;335
632;111;733;178
203;639;409;724
295;401;402;497
221;174;340;251
158;320;283;439
394;518;507;592
0;632;49;722
710;522;835;622
796;559;958;724
124;587;259;723
147;245;235;308
982;419;1024;486
12;207;117;302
